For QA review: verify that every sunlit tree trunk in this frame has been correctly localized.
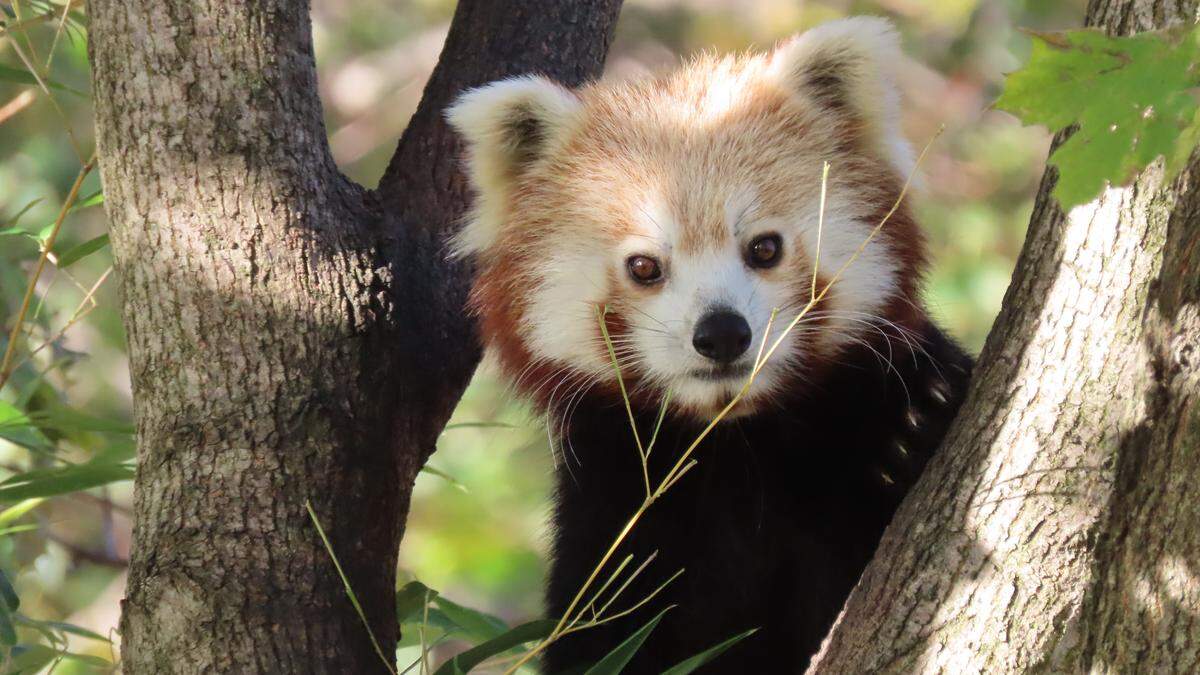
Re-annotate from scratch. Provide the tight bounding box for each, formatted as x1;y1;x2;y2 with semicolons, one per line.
809;1;1200;671
87;0;620;671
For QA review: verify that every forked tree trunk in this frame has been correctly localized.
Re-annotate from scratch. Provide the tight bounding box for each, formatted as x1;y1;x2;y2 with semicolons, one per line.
87;0;620;671
810;0;1200;671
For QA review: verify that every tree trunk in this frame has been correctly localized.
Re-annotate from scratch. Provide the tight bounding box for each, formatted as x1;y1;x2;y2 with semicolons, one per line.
87;1;620;671
809;1;1200;672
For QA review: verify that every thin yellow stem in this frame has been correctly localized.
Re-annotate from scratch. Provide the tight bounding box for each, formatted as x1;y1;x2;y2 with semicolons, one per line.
585;553;658;626
503;501;653;674
305;501;398;675
16;267;110;370
812;161;830;302
596;304;651;497
5;38;86;163
6;0;40;65
44;0;73;70
575;554;634;623
0;0;84;35
644;388;672;461
419;589;432;675
0;157;94;393
751;128;941;376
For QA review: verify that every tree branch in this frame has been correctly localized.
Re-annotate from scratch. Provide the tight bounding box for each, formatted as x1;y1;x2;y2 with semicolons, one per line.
380;0;623;223
373;0;624;470
808;1;1200;671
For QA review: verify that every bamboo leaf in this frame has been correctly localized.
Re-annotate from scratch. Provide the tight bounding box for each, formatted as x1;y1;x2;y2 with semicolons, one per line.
442;421;516;431
0;569;19;611
54;233;109;268
1;198;44;231
0;499;44;527
659;628;758;675
15;616;111;643
0;402;53;453
0;607;15;646
432;619;556;675
582;606;672;675
8;644;56;672
6;643;110;672
0;64;88;97
419;465;468;492
0;461;134;502
32;405;132;435
395;581;437;625
434;595;509;642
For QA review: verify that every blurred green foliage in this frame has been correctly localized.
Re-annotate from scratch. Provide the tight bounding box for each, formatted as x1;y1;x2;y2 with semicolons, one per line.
0;0;1087;671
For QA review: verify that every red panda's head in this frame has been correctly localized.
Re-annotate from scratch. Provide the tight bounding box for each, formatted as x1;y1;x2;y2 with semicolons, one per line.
448;17;927;420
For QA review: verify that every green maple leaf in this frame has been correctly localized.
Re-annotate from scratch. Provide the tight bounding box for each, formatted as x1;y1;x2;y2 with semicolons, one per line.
996;27;1200;209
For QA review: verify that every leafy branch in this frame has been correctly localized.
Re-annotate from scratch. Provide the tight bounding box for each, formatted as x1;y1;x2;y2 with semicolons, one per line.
997;26;1200;208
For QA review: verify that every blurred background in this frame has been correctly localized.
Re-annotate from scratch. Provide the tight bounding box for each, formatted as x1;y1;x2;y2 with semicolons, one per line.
0;0;1084;670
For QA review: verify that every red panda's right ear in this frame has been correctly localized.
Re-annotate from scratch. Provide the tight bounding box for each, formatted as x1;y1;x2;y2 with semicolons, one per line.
447;76;582;255
768;17;912;180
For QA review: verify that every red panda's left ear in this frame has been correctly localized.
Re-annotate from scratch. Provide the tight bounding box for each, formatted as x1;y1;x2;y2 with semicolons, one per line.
769;17;913;178
447;76;582;255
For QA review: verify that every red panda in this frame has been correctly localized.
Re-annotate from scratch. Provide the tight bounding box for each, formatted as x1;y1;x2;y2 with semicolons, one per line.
448;17;973;673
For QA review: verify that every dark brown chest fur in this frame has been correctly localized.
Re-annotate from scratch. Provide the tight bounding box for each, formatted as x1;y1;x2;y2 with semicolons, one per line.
542;320;973;674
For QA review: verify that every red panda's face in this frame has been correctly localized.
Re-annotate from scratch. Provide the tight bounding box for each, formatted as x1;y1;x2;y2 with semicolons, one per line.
449;18;927;420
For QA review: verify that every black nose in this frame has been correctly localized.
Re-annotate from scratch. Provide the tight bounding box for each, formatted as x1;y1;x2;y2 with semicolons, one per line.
692;310;752;364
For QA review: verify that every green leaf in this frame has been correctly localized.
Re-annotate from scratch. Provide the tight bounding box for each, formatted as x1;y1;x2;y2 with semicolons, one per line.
0;499;44;527
419;465;468;493
28;619;112;643
0;569;19;612
0;402;53;453
8;644;56;673
659;628;758;675
91;438;137;464
71;191;105;211
0;64;88;97
996;26;1200;208
0;608;15;646
395;581;438;625
54;234;109;268
1;198;44;231
32;405;133;435
433;596;508;642
0;461;134;502
405;607;461;636
442;421;517;431
6;643;111;672
59;651;112;666
433;619;556;675
583;606;672;675
0;227;40;241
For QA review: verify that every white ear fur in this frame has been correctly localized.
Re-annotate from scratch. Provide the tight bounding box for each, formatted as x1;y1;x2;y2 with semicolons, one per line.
769;17;913;178
446;75;582;255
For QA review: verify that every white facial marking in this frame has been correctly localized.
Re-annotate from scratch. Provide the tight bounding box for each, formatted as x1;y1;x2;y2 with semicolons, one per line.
792;192;899;353
521;178;902;419
524;242;612;378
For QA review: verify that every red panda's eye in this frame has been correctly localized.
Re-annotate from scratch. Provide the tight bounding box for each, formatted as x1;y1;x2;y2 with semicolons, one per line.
626;255;663;284
747;234;782;269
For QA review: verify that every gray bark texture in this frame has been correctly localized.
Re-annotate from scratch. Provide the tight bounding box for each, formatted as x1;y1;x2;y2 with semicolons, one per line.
809;0;1200;672
87;0;620;672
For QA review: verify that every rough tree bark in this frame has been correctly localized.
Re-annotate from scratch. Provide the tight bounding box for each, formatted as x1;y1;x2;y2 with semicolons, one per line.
810;0;1200;672
88;0;620;671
